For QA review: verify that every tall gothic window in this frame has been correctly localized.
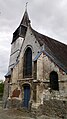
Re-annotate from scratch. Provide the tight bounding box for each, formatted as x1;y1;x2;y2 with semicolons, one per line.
49;71;59;91
23;47;32;78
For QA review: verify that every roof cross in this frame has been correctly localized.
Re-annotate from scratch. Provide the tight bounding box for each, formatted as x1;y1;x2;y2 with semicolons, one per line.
25;2;28;10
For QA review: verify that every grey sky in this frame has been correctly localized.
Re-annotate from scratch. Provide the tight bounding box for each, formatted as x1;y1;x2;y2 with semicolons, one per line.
0;0;67;80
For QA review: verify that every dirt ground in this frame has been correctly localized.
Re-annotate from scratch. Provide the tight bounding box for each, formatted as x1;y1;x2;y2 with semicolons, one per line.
0;101;64;119
0;101;35;119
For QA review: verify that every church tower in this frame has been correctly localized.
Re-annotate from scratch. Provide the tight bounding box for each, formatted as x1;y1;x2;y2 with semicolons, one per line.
9;8;30;70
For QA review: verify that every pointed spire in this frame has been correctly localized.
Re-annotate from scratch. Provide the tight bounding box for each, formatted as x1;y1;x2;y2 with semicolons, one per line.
20;3;31;27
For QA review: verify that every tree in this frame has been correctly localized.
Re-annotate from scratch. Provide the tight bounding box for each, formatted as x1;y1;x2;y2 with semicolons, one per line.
0;82;4;98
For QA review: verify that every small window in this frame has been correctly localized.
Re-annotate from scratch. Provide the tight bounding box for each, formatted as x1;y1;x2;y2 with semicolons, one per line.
49;71;59;91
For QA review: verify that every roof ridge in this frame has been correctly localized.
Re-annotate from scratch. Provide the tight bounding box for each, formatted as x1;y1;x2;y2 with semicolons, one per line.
31;27;67;46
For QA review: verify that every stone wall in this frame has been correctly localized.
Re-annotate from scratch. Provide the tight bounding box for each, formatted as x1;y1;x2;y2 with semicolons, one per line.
20;26;41;60
11;26;41;82
36;52;67;104
3;78;9;108
6;98;22;108
18;57;23;79
12;64;18;83
37;53;44;80
36;99;67;119
9;37;23;69
37;52;67;82
14;26;40;81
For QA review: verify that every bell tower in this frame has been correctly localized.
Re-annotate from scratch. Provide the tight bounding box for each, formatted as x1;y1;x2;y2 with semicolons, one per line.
9;6;30;70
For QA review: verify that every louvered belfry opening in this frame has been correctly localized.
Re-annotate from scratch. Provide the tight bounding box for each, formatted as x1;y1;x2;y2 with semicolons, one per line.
23;47;32;78
50;71;59;91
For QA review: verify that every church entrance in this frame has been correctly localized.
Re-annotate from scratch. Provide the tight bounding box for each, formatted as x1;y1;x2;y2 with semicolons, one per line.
23;84;30;108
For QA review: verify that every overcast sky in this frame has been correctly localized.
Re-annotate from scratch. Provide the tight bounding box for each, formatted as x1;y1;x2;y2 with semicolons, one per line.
0;0;67;80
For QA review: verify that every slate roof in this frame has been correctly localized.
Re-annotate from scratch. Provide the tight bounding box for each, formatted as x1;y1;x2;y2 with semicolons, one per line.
5;60;19;77
11;25;27;44
33;52;42;62
11;9;30;44
20;9;30;27
31;28;67;73
5;70;11;78
13;60;19;68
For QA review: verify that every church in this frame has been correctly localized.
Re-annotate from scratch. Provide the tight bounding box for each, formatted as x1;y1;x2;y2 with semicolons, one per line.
3;7;67;109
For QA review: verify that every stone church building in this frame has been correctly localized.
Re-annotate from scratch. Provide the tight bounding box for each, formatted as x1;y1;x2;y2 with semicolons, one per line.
3;8;67;109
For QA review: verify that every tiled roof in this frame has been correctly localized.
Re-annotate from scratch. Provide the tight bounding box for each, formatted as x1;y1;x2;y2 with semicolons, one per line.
20;9;30;26
11;9;30;44
5;70;11;78
31;28;67;73
33;52;42;62
11;25;27;44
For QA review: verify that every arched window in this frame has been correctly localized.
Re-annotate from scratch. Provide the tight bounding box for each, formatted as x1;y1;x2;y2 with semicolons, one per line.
23;47;32;78
49;71;59;91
